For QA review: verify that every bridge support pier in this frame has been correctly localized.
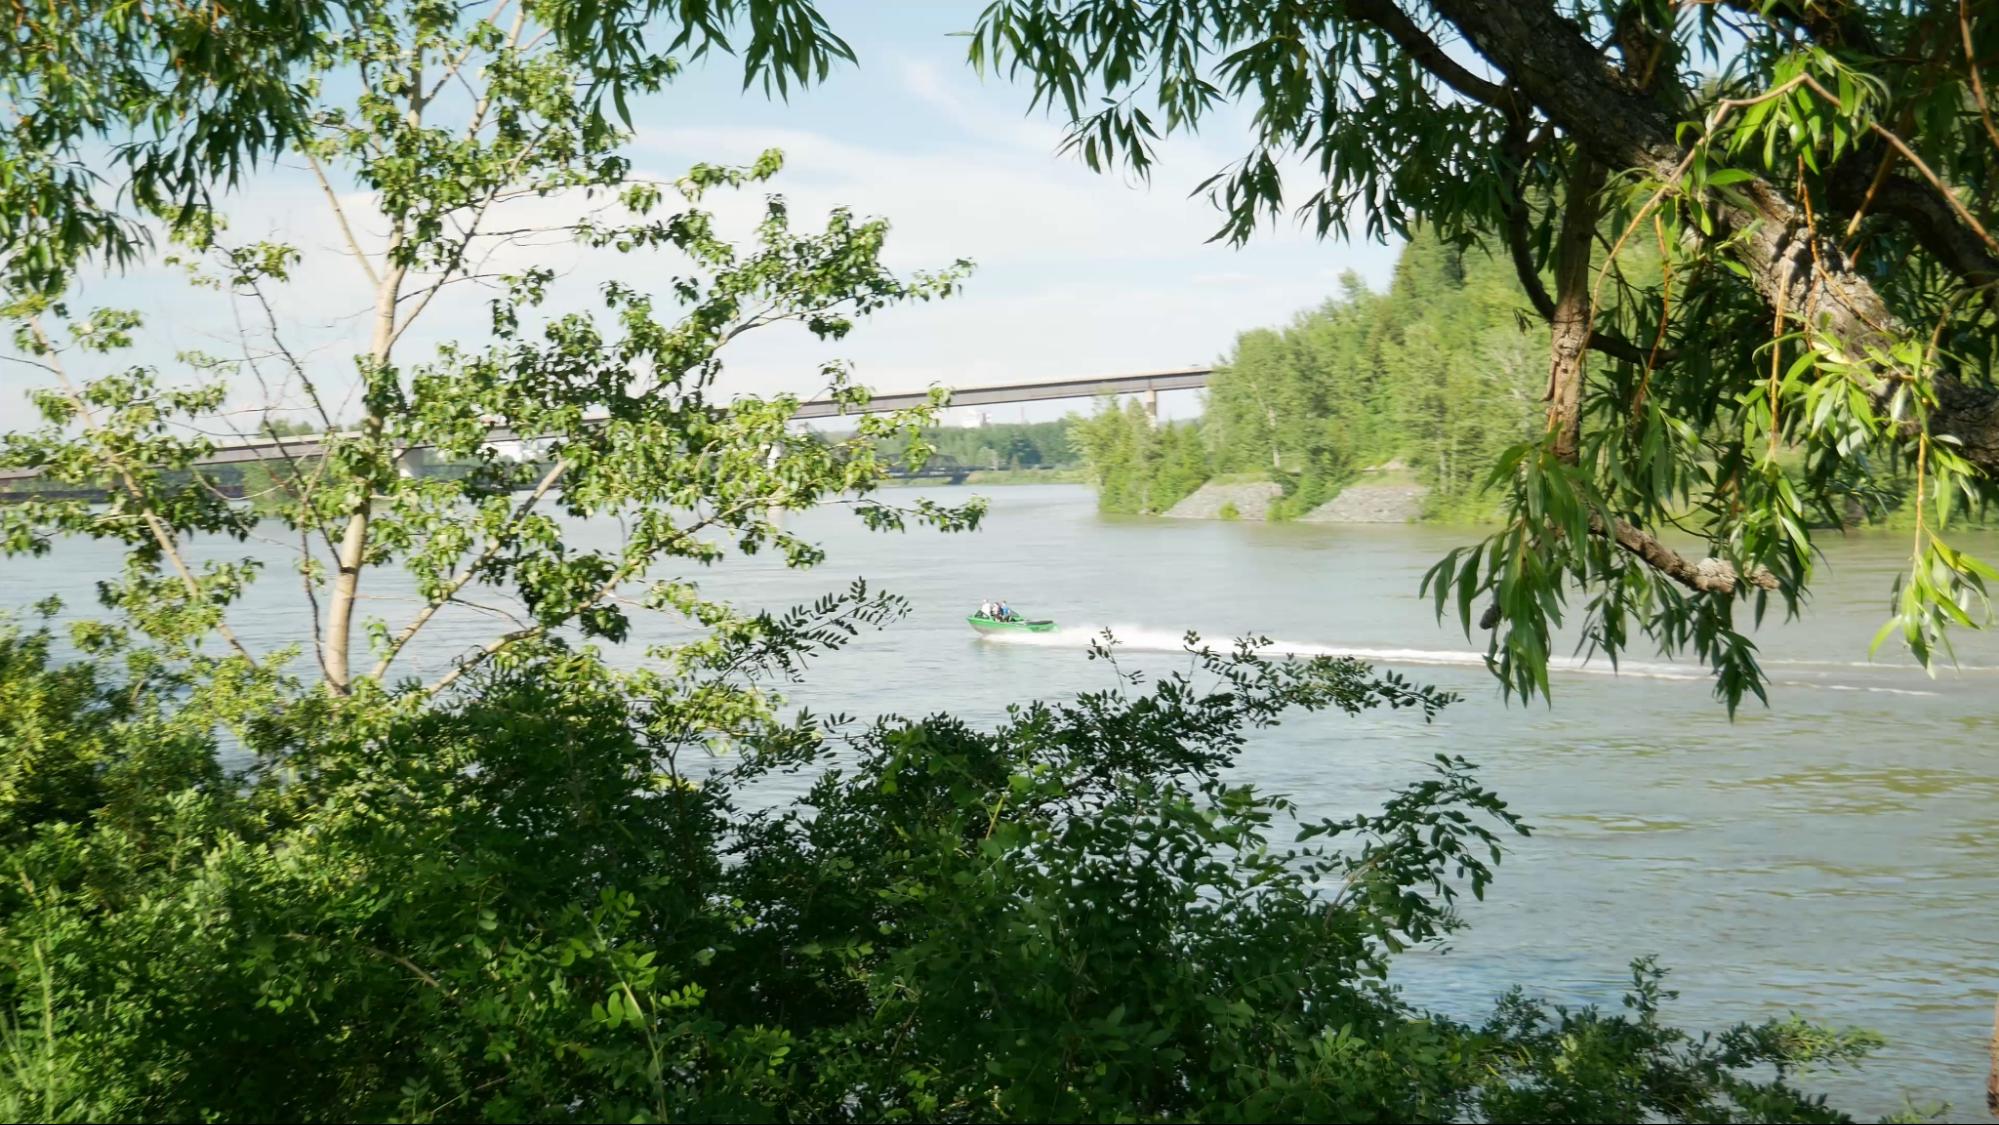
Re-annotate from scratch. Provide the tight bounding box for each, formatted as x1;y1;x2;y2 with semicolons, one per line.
1143;386;1159;425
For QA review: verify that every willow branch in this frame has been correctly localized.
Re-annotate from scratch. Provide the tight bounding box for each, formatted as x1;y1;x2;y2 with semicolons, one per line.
1499;167;1676;366
1590;514;1779;594
1345;0;1515;111
1964;0;1999;157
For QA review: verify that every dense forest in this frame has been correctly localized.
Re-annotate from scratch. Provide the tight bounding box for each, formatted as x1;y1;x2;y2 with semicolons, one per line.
1206;231;1546;519
1066;406;1209;515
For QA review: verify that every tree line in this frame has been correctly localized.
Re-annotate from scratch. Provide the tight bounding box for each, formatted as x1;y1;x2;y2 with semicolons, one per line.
871;420;1079;473
1071;229;1547;519
1078;225;1977;531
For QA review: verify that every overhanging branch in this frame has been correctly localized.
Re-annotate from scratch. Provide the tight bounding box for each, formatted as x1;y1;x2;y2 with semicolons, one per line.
1344;0;1516;111
1433;0;1999;478
1591;514;1779;594
1481;514;1781;629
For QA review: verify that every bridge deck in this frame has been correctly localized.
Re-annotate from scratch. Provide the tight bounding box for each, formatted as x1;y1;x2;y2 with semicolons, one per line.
0;366;1210;482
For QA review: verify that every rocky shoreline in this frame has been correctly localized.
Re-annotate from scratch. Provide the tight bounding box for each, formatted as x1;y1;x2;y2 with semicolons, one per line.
1161;481;1282;521
1298;483;1428;523
1160;480;1429;523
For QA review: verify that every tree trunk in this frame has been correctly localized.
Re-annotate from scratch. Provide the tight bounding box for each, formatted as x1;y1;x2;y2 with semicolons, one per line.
1546;153;1604;464
323;244;407;692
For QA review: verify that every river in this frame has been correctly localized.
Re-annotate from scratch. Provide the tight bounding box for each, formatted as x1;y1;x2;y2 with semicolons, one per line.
4;482;1994;1116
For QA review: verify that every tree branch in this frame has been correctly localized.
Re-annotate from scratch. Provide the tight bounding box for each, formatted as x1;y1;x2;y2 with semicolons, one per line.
1590;514;1780;595
1344;0;1516;111
1498;157;1672;366
1432;0;1999;477
306;151;381;289
1964;0;1999;158
421;497;769;697
26;320;259;665
1544;151;1604;463
1727;0;1896;57
1848;173;1999;288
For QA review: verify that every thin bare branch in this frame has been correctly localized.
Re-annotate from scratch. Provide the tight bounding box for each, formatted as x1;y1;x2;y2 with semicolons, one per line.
1965;0;1999;157
306;151;381;289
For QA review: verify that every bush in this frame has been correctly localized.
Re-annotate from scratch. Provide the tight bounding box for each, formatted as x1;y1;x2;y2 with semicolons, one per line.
0;624;1874;1123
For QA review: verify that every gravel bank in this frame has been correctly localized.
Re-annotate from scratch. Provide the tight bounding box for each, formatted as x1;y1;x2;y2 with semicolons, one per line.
1300;483;1429;523
1162;481;1283;520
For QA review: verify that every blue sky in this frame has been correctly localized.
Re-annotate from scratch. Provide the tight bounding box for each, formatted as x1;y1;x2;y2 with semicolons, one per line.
6;1;1403;430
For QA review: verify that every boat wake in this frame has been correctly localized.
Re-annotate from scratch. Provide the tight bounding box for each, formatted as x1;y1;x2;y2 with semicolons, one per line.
973;624;1946;697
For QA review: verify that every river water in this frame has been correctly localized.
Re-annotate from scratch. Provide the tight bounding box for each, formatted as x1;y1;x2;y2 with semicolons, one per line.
4;482;1994;1116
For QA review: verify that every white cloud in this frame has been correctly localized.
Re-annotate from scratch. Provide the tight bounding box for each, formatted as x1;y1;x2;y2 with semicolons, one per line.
5;51;1400;432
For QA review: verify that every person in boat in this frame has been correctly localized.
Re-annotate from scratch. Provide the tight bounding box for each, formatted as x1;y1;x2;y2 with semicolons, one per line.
997;599;1014;621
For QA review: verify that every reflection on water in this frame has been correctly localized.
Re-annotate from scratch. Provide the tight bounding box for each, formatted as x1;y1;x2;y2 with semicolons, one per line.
3;483;1994;1116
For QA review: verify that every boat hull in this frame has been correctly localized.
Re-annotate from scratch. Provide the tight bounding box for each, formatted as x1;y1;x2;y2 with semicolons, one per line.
967;616;1057;635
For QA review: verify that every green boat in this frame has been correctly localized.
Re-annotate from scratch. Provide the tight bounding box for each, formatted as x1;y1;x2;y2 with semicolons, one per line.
967;612;1056;635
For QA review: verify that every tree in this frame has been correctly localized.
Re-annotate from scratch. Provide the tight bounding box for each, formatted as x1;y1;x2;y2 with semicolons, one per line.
1202;233;1544;518
1;612;1881;1121
1069;400;1210;513
0;0;854;298
972;0;1999;709
2;0;975;699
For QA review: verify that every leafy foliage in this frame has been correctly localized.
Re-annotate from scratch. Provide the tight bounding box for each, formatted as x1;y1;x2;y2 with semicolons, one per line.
0;4;1895;1121
0;0;856;297
0;621;1876;1122
872;420;1081;472
1;0;979;699
1070;401;1209;514
1204;232;1545;519
970;0;1999;707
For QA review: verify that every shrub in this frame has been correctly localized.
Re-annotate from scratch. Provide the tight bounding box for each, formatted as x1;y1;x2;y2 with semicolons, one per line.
0;627;1874;1123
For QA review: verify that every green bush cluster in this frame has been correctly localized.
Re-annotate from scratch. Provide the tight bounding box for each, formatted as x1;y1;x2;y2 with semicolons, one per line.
0;621;1875;1123
1070;404;1210;515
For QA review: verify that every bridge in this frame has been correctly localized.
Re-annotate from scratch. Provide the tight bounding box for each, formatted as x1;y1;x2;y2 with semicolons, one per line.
0;366;1211;491
789;366;1211;420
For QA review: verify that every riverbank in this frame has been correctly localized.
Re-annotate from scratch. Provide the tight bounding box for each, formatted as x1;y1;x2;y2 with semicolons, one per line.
886;468;1996;535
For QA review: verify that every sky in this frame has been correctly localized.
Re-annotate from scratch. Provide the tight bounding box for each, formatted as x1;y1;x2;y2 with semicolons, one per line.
5;0;1404;431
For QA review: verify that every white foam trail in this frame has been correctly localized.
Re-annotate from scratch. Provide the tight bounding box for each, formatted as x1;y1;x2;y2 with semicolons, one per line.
975;624;1940;696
